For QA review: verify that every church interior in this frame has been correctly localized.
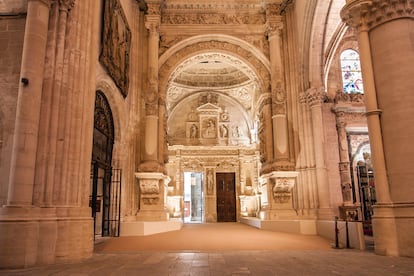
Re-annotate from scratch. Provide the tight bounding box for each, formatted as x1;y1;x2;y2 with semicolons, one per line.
0;0;413;269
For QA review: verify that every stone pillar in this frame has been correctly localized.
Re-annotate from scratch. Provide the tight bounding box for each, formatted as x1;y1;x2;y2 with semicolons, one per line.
6;0;51;206
302;87;333;219
136;2;169;221
266;4;294;171
335;112;353;206
341;0;414;257
139;3;161;172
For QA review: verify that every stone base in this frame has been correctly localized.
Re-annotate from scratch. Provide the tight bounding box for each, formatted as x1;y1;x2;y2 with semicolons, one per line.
241;217;365;250
0;206;93;269
373;203;414;257
240;217;317;235
136;210;169;221
120;220;183;236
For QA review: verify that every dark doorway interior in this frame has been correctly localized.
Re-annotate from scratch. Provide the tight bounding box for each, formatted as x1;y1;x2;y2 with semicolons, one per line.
216;172;236;222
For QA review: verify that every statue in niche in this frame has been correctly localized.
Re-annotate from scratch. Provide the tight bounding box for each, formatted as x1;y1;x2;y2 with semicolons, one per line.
220;125;228;138
190;124;198;139
207;169;214;195
203;119;216;138
233;126;243;138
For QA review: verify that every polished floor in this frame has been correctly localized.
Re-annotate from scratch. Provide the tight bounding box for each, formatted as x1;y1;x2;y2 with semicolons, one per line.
1;223;414;275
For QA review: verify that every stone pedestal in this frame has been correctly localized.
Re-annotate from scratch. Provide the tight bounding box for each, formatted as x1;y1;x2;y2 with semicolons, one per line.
135;172;169;221
260;171;299;220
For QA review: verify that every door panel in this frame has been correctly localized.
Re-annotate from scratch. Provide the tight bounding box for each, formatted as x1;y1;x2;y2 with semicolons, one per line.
216;172;236;222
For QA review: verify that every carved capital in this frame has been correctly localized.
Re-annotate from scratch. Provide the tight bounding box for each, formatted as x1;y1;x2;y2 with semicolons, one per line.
301;87;327;107
147;2;161;15
266;3;281;18
145;15;161;34
266;18;283;38
341;0;414;31
334;90;365;104
59;0;75;12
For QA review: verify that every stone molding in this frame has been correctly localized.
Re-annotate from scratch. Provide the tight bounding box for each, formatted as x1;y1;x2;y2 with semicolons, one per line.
341;0;414;30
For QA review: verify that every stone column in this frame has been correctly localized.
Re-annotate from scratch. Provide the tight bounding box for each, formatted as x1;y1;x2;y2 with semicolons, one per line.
341;0;414;257
6;0;51;206
302;87;333;219
140;7;161;172
135;2;169;221
266;4;293;171
341;0;414;256
335;112;353;206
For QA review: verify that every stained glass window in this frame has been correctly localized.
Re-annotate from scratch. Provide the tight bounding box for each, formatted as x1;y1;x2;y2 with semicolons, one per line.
340;49;364;94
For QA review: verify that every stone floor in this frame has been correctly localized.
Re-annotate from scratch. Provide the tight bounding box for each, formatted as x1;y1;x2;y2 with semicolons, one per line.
1;249;414;275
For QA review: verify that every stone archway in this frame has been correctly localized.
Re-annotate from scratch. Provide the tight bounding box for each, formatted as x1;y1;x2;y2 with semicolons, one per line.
160;37;269;222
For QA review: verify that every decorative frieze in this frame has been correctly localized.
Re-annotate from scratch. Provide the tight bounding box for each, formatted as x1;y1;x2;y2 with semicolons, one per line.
162;13;265;25
341;0;414;30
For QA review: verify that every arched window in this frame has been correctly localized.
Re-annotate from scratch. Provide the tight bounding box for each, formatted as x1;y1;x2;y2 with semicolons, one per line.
340;49;364;94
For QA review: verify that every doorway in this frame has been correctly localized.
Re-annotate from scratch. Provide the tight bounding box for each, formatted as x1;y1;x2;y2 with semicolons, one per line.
90;91;121;237
183;172;204;223
216;172;236;222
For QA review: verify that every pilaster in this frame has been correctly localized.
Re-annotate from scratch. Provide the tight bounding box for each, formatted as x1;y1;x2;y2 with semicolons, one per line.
301;87;333;219
265;3;294;171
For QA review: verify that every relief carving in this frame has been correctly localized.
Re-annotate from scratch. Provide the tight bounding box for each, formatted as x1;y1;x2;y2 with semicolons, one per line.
272;177;295;203
100;0;131;98
162;13;265;25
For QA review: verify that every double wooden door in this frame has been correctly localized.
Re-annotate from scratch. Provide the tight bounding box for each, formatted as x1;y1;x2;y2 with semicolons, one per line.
216;172;236;222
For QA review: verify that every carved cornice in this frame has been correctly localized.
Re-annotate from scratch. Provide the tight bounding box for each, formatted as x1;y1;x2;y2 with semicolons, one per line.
341;0;414;30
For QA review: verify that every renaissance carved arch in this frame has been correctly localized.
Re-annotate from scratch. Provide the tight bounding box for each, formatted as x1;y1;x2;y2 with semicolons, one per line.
158;34;271;102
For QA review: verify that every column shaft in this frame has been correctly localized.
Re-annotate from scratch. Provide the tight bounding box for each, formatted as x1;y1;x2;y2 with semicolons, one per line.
7;0;51;206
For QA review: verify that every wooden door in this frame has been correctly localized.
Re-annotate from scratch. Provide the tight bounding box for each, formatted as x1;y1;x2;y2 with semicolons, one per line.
216;172;236;222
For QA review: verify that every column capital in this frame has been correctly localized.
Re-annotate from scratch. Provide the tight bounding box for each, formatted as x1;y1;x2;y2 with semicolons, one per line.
341;0;414;31
145;15;161;33
58;0;75;12
266;18;283;39
300;87;327;107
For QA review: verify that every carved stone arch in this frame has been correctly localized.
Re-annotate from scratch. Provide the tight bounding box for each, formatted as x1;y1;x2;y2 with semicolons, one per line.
96;70;125;145
159;37;271;100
